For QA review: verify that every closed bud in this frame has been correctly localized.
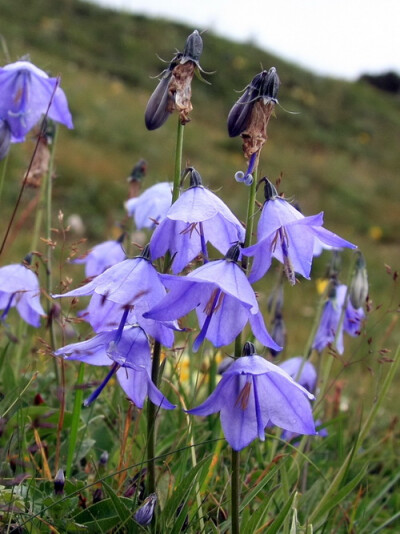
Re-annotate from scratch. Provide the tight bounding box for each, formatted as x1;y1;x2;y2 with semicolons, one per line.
54;468;65;496
261;67;281;103
0;119;11;160
134;493;157;526
350;252;368;308
99;450;109;466
182;30;203;65
269;314;286;357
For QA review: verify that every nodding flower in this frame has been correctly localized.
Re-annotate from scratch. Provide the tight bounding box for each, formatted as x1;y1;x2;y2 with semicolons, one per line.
188;342;316;451
144;244;281;352
0;60;73;142
149;167;245;273
0;257;45;327
242;179;356;284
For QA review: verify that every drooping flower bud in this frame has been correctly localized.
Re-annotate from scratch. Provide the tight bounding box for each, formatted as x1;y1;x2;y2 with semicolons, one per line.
0;119;11;160
99;450;109;466
54;468;65;496
350;252;368;309
134;493;157;526
269;313;286;357
127;158;147;198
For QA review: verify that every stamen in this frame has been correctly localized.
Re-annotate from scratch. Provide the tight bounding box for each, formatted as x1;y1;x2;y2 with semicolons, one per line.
235;380;252;410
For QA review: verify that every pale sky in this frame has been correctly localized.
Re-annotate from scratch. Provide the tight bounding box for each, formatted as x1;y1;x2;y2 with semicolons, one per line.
88;0;399;80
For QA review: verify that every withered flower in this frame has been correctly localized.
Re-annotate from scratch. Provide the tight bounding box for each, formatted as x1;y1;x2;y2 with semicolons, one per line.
228;67;280;161
145;30;204;130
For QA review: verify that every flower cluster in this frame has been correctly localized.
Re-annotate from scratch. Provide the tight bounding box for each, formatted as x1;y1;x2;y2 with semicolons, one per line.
49;31;365;457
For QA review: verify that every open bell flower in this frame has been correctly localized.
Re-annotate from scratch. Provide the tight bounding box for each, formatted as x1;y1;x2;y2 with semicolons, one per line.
71;238;126;278
150;168;245;273
313;283;364;354
125;182;172;229
188;344;316;451
0;60;73;142
53;247;178;347
54;325;175;409
144;244;280;352
0;262;45;327
242;180;356;284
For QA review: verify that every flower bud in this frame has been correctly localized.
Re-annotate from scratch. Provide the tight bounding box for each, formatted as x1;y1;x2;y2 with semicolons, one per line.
269;314;286;357
260;67;280;104
54;468;65;496
134;493;157;526
99;450;109;466
350;252;368;308
182;30;203;65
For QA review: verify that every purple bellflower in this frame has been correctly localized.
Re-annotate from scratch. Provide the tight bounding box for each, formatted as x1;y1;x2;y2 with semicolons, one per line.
278;357;329;442
144;244;281;352
0;60;73;142
134;493;157;526
71;237;126;278
53;246;178;347
242;180;356;284
188;342;316;451
54;324;175;409
313;283;364;354
279;356;317;394
0;260;45;327
150;168;245;273
125;182;172;229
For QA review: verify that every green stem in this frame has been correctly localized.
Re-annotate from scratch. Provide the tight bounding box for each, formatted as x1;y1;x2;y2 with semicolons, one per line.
243;168;258;250
231;448;240;534
0;152;9;206
145;119;184;497
147;340;161;495
172;119;184;203
66;363;85;478
230;162;259;534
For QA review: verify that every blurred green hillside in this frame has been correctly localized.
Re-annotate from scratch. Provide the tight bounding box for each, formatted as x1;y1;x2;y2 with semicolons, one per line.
0;0;399;350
